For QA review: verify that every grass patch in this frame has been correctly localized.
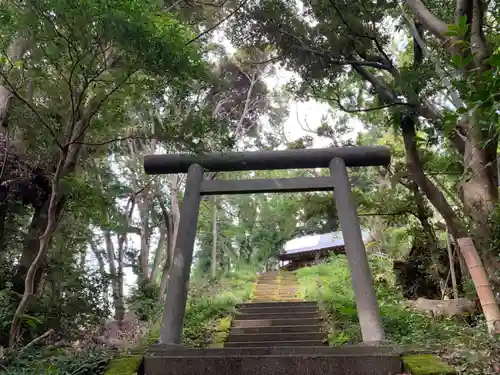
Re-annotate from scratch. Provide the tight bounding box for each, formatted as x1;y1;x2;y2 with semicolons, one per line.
296;254;500;375
145;268;256;348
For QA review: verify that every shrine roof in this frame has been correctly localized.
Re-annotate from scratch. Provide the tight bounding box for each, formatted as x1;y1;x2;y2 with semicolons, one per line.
279;230;371;260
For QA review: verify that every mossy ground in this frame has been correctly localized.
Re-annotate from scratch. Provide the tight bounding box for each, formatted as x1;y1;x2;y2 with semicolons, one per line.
403;354;456;375
208;316;233;348
104;355;143;375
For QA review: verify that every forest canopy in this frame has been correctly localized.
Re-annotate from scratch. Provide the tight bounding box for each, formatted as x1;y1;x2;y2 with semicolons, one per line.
0;0;499;373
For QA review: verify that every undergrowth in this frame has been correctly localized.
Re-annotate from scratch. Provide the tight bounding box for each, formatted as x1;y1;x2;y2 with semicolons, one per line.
0;268;256;374
296;254;500;375
146;267;256;348
1;346;110;375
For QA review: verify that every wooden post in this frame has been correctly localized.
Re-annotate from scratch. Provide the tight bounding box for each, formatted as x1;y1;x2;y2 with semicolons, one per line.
446;227;459;300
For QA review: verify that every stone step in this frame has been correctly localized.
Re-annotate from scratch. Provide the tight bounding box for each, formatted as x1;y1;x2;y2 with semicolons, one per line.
237;302;316;309
257;274;296;277
252;295;303;302
144;354;403;375
252;298;304;304
238;305;318;314
147;344;403;357
254;284;299;288
252;292;299;296
232;317;322;328
251;295;299;299
252;292;299;297
225;340;324;348
234;312;320;320
231;324;323;335
257;277;297;280
255;283;298;286
227;332;324;343
256;279;297;283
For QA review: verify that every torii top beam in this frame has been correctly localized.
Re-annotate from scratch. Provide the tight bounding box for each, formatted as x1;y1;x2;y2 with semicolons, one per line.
143;146;390;175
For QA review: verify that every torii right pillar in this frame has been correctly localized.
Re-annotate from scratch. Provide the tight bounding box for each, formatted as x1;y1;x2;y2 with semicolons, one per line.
330;157;385;343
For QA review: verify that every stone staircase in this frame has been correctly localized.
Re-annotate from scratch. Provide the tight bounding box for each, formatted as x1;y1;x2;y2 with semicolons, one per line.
226;271;325;348
144;271;404;375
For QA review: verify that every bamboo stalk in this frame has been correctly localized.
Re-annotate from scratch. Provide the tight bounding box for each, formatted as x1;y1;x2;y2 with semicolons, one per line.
457;237;500;335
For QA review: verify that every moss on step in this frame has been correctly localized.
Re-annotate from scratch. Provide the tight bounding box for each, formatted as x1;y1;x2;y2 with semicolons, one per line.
104;355;143;375
209;316;233;348
403;354;456;375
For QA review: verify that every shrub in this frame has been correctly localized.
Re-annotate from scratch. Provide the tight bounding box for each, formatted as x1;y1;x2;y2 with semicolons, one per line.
296;254;500;374
128;281;162;321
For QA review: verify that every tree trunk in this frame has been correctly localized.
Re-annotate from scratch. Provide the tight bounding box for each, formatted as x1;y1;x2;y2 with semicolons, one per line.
12;196;66;295
211;196;217;278
138;198;151;282
405;0;499;284
158;180;180;298
104;230;125;322
0;86;13;131
0;203;7;253
459;116;499;282
90;241;110;304
406;179;446;292
10;151;66;346
0;36;31;130
149;222;167;283
400;115;467;240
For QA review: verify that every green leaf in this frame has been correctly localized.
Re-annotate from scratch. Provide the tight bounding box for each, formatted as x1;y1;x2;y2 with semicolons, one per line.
486;53;500;67
443;30;459;37
462;54;473;67
444;24;460;37
451;54;462;67
458;15;469;34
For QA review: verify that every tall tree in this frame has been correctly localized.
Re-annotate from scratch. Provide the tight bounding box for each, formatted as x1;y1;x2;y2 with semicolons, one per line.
228;0;500;281
1;0;206;345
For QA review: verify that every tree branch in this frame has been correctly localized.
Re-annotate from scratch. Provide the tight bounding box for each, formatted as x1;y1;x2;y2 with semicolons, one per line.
311;92;407;113
185;0;248;45
0;71;64;150
405;0;450;39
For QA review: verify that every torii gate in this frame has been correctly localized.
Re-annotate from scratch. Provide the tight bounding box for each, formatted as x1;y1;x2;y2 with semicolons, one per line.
144;146;390;345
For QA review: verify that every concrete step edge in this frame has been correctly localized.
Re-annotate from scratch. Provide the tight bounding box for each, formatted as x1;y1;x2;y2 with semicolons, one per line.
238;301;316;305
147;345;404;355
225;340;325;345
146;354;402;358
236;311;320;314
238;306;316;311
227;333;324;342
231;324;324;329
233;317;322;324
228;331;323;336
230;325;324;334
234;313;321;319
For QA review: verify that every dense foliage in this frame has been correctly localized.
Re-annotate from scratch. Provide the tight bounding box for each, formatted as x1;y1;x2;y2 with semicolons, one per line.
0;0;499;373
